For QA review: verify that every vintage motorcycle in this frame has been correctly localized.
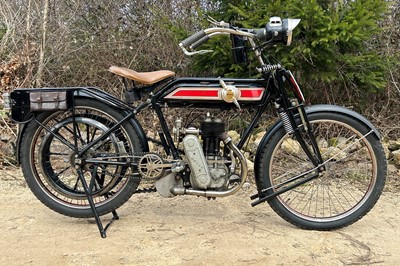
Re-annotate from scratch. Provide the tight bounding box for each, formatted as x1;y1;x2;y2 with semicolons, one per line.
6;17;386;238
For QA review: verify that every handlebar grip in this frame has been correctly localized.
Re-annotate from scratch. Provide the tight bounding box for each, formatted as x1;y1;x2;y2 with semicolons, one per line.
254;28;266;40
180;30;207;49
189;35;210;50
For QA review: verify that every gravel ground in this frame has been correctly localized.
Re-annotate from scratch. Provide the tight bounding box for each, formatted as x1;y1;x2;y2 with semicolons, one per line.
1;168;399;266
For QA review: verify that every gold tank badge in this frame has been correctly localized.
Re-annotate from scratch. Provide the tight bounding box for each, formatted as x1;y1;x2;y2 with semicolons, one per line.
219;79;240;103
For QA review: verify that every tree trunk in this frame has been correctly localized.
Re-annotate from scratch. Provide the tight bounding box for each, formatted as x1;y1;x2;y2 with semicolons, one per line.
22;0;33;88
35;0;49;87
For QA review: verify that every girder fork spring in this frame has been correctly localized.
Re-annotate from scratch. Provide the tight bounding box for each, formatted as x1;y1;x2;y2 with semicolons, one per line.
278;108;294;134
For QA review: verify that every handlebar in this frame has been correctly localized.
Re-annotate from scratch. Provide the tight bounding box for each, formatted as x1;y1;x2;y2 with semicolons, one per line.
180;27;256;48
179;17;301;56
179;27;256;55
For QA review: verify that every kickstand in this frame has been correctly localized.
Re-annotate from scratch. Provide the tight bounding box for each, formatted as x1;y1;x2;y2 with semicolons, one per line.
77;168;119;238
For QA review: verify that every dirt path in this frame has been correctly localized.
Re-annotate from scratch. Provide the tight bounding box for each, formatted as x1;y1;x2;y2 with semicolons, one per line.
1;169;399;266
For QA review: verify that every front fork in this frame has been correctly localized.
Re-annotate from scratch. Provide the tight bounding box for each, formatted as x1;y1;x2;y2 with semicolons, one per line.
251;99;325;206
278;99;324;167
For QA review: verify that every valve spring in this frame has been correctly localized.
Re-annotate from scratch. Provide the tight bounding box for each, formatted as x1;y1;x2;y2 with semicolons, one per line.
278;109;294;134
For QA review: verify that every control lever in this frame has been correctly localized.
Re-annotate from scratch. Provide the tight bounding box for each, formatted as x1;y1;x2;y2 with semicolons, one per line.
206;15;230;28
179;44;213;56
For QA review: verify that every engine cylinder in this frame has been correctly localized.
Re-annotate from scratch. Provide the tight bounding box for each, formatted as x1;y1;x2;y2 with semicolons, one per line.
200;118;225;156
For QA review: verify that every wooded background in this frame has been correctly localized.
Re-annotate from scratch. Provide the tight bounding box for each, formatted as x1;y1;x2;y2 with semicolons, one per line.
0;1;399;145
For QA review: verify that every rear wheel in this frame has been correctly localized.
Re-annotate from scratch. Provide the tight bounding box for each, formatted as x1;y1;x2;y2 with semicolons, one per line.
256;112;386;230
20;98;144;218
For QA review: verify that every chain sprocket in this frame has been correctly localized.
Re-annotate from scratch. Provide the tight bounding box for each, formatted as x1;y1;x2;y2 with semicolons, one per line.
138;153;165;179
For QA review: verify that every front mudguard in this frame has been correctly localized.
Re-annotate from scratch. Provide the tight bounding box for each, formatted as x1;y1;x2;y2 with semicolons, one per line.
253;104;381;189
11;87;149;165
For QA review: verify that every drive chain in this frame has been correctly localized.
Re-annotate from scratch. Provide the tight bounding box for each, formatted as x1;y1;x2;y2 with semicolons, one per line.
135;187;157;194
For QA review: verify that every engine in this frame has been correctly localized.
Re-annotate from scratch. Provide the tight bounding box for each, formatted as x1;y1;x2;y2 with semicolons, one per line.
152;114;247;198
178;115;232;190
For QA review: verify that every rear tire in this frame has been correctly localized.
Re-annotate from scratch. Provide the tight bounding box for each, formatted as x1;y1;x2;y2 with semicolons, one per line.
256;112;386;230
20;98;144;218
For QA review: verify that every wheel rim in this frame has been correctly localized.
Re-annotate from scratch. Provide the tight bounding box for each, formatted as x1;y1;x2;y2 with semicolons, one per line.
269;119;378;223
29;106;135;209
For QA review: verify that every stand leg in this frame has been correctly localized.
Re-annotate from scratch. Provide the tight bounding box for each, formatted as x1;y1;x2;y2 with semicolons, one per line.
77;169;118;238
104;210;119;232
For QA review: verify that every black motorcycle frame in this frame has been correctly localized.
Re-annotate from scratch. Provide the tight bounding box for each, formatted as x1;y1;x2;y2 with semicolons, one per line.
8;68;304;232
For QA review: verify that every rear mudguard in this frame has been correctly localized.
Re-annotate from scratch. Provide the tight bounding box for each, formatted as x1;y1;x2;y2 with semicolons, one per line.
253;104;381;188
13;87;149;165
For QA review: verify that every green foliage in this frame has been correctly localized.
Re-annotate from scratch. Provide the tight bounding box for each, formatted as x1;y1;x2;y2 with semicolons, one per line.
287;0;389;91
187;0;391;100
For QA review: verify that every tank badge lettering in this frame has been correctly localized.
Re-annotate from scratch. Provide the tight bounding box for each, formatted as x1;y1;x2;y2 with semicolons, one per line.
220;85;240;103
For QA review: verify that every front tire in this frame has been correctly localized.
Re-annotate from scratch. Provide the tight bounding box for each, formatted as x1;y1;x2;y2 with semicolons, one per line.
256;112;386;230
20;98;144;218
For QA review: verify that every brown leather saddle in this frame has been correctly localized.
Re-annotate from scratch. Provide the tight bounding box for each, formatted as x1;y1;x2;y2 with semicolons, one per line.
109;66;175;85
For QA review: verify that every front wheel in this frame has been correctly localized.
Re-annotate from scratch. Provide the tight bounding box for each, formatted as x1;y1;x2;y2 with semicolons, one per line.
256;112;386;230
